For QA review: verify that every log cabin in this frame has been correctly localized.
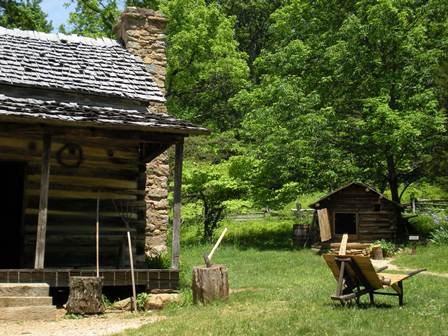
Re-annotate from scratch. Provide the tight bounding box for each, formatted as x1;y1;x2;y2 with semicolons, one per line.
0;8;207;289
309;182;403;243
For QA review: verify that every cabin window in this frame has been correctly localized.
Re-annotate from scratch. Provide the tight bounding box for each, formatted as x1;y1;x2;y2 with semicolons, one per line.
334;213;357;235
374;204;381;212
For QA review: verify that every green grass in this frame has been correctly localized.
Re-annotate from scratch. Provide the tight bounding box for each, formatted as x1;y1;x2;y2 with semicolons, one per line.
116;219;448;336
394;245;448;274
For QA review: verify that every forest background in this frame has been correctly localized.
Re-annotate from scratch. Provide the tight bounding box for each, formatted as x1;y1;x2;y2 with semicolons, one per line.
2;0;448;240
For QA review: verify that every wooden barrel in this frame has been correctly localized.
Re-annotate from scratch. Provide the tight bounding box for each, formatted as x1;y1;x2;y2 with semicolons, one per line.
292;224;310;247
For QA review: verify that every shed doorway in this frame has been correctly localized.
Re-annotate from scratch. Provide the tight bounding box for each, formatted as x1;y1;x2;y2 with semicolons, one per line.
0;162;26;268
334;213;357;235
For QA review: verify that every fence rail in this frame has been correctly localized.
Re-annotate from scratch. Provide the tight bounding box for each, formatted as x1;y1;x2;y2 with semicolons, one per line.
403;199;448;212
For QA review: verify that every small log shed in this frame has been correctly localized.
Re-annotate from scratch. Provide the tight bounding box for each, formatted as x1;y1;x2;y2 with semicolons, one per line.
309;182;403;243
0;26;207;289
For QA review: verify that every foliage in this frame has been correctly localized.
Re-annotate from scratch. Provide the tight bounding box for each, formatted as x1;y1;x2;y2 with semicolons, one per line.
162;0;249;131
370;239;398;257
145;251;171;269
0;0;52;32
400;181;448;203
408;214;440;238
183;161;246;241
232;80;357;206
222;199;253;215
127;0;159;10
408;212;448;239
60;0;120;37
211;0;284;75
136;292;150;311
181;201;203;226
233;0;448;205
101;294;113;308
65;312;84;319
183;131;244;164
430;226;448;245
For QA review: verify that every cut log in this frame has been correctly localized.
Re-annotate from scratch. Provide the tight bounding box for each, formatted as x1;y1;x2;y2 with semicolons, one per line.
66;276;105;314
192;265;229;305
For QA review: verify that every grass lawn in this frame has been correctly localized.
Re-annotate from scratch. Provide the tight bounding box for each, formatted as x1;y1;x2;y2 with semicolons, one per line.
116;219;448;336
394;245;448;274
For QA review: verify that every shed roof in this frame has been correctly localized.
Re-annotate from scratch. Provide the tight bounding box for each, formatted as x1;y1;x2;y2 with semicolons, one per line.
308;182;402;208
0;27;163;103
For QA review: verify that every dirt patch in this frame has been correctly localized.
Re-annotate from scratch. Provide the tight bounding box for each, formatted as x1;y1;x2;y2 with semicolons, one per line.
0;310;166;336
372;258;448;278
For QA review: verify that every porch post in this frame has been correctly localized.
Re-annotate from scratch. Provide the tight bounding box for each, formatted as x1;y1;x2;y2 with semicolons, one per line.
171;139;184;270
34;134;51;269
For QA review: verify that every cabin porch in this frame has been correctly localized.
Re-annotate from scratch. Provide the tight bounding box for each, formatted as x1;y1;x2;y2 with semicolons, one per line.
0;122;188;290
0;268;179;289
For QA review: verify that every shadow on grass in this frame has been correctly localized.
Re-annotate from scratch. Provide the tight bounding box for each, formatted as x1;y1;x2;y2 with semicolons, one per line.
329;302;394;310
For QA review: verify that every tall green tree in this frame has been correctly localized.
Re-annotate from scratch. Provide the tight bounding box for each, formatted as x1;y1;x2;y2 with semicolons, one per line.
236;0;448;204
161;0;249;130
210;0;284;77
0;0;52;32
183;160;245;241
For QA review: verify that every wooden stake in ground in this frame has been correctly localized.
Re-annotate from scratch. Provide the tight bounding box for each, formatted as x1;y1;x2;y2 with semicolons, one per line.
192;228;229;304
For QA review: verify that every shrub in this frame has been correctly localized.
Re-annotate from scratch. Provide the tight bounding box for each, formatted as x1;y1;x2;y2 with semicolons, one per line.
146;252;171;269
408;215;438;238
431;227;448;245
136;292;149;311
370;239;398;257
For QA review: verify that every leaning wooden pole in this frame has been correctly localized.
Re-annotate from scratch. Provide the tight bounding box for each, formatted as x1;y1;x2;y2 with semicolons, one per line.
171;140;184;270
127;231;137;312
96;194;100;278
34;134;52;270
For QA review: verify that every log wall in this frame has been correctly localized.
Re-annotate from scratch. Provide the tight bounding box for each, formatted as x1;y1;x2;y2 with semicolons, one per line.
316;184;399;242
0;131;148;268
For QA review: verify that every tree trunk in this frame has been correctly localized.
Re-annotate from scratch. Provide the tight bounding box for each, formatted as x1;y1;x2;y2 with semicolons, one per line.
192;265;229;305
386;154;400;203
66;276;105;314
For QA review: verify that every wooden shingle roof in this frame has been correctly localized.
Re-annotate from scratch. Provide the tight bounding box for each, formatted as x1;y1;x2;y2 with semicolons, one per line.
0;27;164;103
0;93;208;134
0;27;209;135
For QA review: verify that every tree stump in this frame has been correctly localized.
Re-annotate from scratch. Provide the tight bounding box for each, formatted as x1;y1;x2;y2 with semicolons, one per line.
192;265;229;305
372;246;384;260
66;276;105;314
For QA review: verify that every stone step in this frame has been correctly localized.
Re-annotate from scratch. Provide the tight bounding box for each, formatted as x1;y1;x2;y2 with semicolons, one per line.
0;283;49;297
0;296;53;307
0;305;57;321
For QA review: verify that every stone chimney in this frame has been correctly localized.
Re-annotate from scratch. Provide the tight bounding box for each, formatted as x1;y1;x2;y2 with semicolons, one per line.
115;7;169;258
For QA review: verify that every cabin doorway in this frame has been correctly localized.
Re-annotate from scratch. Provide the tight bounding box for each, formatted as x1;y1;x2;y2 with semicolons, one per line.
0;161;26;268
